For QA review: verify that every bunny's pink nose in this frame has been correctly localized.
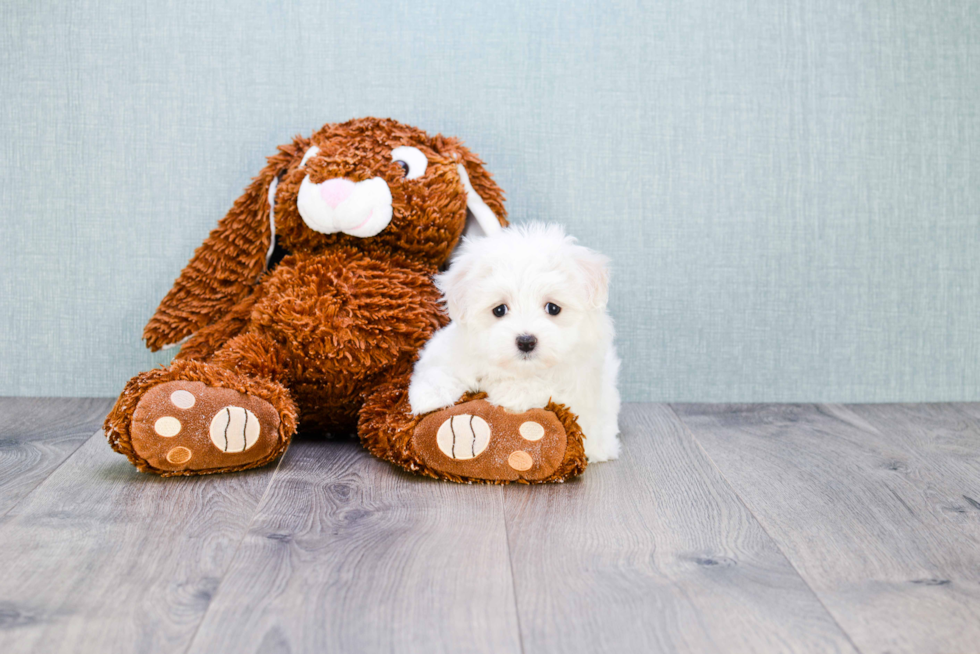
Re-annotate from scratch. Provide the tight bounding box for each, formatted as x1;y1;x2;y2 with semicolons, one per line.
319;178;355;208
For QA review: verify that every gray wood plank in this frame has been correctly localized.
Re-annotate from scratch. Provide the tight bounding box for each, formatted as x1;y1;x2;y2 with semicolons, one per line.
502;404;858;654
0;397;114;517
185;439;522;654
849;403;980;524
0;431;277;654
673;403;980;654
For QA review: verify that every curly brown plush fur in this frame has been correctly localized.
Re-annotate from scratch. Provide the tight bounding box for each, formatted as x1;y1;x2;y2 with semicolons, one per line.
105;117;589;482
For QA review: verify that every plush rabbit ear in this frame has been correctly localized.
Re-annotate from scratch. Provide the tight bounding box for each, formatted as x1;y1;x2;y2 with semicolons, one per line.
143;137;309;351
457;163;502;239
436;138;507;239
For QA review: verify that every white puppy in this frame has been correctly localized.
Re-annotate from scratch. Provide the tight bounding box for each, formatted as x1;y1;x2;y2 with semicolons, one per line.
409;222;621;462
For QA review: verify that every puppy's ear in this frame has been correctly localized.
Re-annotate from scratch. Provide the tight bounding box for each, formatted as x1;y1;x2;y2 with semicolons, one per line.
572;245;611;309
435;137;508;238
143;135;310;351
434;242;478;322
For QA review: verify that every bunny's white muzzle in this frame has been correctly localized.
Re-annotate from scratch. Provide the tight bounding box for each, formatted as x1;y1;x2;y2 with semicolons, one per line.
296;175;393;238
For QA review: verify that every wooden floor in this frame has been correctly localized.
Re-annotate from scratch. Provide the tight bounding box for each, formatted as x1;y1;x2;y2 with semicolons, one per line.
1;400;979;653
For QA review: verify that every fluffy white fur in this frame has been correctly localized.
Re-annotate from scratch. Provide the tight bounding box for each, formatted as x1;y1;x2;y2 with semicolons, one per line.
409;222;621;462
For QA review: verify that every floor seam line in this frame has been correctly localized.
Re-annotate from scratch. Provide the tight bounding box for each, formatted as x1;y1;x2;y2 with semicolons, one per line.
0;425;104;522
180;451;287;654
666;403;867;654
500;486;528;654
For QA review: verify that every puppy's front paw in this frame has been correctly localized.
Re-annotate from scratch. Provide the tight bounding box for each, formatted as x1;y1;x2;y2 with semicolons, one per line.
408;380;462;416
584;434;621;462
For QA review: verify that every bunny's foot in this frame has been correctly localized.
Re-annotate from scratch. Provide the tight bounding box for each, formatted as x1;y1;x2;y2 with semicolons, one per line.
411;400;587;483
129;381;284;473
106;360;296;476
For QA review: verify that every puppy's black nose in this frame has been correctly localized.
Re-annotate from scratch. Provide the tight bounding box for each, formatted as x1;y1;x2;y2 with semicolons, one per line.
516;334;538;353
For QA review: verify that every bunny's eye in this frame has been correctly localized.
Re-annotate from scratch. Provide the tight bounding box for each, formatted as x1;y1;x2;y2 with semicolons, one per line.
545;302;562;316
391;146;428;180
300;146;320;168
492;304;508;318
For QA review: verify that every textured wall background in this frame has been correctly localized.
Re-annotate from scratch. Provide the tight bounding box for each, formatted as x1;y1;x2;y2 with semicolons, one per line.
2;0;978;401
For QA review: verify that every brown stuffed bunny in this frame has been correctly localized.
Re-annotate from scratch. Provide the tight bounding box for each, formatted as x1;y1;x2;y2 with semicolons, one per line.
105;117;587;483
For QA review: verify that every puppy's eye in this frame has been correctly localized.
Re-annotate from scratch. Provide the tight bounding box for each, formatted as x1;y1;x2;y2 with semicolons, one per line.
492;304;508;318
545;302;562;316
390;146;428;180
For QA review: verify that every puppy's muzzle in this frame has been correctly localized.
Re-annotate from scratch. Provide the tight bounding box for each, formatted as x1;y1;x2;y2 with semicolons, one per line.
516;334;538;353
297;174;393;238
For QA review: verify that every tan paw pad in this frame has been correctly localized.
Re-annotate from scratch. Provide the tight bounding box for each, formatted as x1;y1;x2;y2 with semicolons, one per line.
436;414;491;460
508;450;533;471
209;406;260;453
519;421;545;441
167;446;192;464
170;389;196;409
154;416;181;437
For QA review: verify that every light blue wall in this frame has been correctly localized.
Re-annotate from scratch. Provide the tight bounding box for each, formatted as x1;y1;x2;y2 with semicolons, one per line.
2;0;979;401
